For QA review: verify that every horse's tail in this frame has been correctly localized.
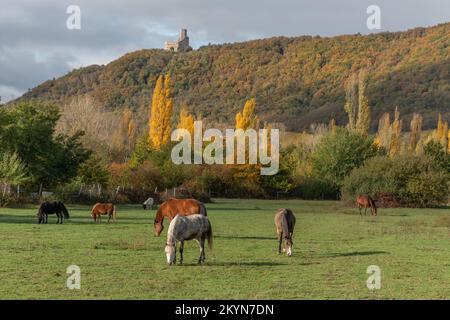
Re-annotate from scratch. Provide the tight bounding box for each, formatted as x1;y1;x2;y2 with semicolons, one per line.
207;222;213;250
369;197;377;215
199;203;207;216
60;202;69;219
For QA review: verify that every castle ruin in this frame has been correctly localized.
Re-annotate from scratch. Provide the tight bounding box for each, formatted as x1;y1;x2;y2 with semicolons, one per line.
164;29;190;52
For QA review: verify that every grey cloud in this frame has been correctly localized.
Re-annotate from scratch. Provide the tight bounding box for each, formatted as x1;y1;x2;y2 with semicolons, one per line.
0;0;449;102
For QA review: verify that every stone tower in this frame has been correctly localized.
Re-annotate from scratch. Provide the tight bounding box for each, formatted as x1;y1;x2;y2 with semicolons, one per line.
164;29;190;52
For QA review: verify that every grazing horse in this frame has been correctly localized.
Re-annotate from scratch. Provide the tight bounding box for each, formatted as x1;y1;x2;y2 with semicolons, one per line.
91;203;116;223
274;208;296;257
154;198;207;236
142;197;154;210
356;195;377;216
165;214;213;265
37;201;70;224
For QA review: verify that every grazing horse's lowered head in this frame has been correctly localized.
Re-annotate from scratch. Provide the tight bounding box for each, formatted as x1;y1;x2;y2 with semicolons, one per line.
165;214;213;265
154;198;207;236
274;208;296;257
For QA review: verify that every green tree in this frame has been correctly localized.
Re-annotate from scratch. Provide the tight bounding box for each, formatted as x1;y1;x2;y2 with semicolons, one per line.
424;141;450;172
0;153;29;186
77;155;111;188
0;102;90;186
311;127;377;191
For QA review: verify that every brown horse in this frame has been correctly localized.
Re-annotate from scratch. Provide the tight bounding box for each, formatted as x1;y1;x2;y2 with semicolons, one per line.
356;195;377;216
154;198;207;236
91;203;116;223
274;208;296;257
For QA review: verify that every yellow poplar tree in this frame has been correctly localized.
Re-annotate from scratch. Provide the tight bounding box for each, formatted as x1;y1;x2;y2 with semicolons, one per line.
123;108;137;153
376;112;391;150
408;113;422;155
432;114;449;151
149;74;174;149
344;74;357;131
355;71;371;135
328;118;336;134
447;130;450;154
389;107;402;158
177;105;195;138
236;98;258;130
441;121;449;151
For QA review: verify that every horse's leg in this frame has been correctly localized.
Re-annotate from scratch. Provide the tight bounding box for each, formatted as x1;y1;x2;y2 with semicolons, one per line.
358;204;362;215
108;213;111;223
179;240;184;265
278;232;283;254
197;238;204;264
201;237;206;263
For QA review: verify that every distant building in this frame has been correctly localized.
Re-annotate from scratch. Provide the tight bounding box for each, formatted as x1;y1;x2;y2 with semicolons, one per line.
164;29;190;52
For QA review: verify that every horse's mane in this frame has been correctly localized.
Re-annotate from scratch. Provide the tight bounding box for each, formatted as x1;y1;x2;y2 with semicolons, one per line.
166;215;180;244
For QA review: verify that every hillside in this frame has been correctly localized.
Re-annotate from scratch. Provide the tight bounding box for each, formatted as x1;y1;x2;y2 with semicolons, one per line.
18;23;450;131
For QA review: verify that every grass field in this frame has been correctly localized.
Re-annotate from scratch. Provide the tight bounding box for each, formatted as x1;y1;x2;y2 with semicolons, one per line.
0;199;449;299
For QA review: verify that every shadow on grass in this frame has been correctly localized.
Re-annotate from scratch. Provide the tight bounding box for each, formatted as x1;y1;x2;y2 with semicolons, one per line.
0;213;152;225
215;235;275;240
178;261;287;267
326;251;389;258
208;207;262;212
0;214;38;224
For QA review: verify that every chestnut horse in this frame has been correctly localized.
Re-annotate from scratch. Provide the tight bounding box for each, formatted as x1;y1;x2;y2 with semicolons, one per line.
356;195;377;216
91;203;116;223
154;198;207;236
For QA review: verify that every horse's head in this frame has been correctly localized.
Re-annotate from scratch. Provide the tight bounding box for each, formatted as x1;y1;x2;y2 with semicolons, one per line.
154;219;164;236
165;242;176;265
36;211;43;224
285;236;293;257
143;204;147;210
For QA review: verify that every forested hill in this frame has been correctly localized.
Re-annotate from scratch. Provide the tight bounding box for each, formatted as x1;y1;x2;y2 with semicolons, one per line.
18;23;449;131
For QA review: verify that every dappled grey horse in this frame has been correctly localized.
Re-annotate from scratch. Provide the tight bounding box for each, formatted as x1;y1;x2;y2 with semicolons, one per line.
274;208;296;256
165;214;213;265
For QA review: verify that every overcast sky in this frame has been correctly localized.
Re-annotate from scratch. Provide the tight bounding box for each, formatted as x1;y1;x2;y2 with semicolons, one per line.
0;0;449;103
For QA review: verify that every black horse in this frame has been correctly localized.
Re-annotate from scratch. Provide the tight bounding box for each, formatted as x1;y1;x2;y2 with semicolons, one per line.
37;201;70;224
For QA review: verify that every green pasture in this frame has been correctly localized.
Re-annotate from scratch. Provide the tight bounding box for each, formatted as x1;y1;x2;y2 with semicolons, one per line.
0;199;449;299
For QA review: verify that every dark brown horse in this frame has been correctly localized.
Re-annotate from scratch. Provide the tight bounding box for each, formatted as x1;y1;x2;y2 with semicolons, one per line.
356;195;377;216
154;198;207;236
274;208;296;257
37;201;69;224
91;203;116;223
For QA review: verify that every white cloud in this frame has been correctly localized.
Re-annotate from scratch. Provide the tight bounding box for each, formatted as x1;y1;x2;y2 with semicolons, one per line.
0;85;23;103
